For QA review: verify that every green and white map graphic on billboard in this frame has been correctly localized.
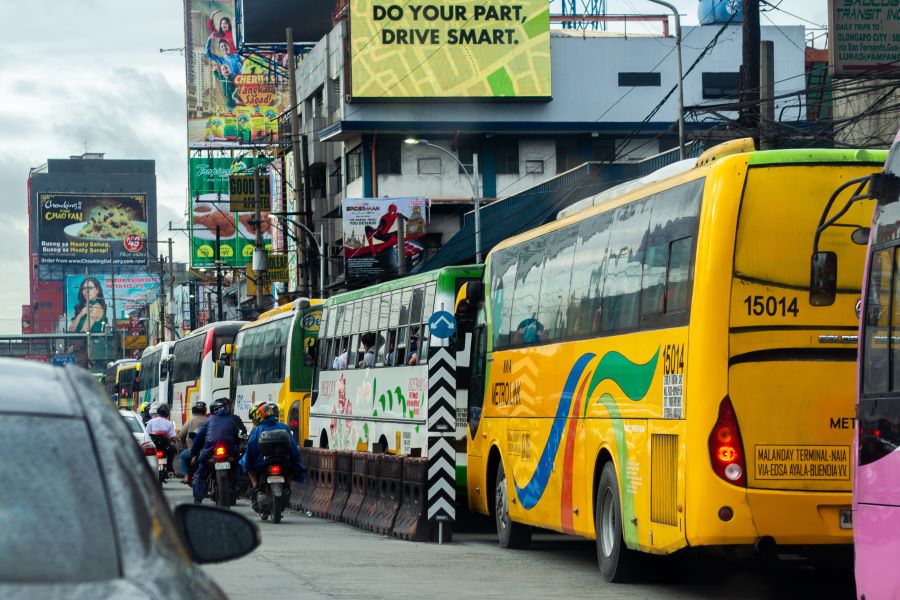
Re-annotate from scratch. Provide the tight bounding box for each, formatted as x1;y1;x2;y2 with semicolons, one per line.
350;0;550;99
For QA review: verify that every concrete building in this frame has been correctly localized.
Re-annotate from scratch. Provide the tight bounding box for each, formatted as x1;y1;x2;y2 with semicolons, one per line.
283;14;807;289
25;154;157;344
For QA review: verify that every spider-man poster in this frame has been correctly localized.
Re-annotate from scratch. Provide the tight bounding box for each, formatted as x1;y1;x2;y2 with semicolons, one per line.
342;197;428;279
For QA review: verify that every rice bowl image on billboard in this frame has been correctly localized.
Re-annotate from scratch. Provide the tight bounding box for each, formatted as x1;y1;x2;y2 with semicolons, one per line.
37;193;148;266
342;197;428;278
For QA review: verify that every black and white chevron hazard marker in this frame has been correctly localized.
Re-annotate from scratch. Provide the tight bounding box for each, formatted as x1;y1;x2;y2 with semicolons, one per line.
426;435;456;522
428;345;456;433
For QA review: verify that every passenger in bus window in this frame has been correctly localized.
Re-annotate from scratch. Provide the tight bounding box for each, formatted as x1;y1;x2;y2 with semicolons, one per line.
385;331;397;366
407;328;419;366
359;332;377;368
514;314;544;345
332;342;348;370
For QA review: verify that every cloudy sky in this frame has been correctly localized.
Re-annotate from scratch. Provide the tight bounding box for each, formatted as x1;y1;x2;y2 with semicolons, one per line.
0;0;824;334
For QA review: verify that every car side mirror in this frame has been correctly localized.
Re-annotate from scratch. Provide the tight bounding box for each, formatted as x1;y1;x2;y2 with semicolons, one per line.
810;251;838;306
173;503;260;564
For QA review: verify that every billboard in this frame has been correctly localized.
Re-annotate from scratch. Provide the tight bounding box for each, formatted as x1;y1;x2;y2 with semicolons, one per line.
239;0;337;45
342;197;428;278
185;0;293;148
37;193;148;266
829;0;900;76
189;156;273;267
349;0;551;99
65;274;160;334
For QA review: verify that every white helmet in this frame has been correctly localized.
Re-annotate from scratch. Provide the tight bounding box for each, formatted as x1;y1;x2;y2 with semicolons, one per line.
149;401;161;417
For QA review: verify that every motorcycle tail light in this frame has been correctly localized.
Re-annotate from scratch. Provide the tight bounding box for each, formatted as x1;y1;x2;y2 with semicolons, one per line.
214;444;227;459
270;464;282;475
156;450;164;459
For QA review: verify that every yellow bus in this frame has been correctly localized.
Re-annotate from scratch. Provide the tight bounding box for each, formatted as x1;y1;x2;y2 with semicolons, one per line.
466;139;886;580
229;298;322;441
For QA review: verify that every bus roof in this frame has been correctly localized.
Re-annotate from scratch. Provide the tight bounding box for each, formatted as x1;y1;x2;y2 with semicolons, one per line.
179;320;247;340
324;265;483;305
504;141;889;258
141;341;174;357
747;147;887;166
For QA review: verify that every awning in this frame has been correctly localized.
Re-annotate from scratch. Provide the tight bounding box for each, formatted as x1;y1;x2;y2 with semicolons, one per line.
421;142;702;270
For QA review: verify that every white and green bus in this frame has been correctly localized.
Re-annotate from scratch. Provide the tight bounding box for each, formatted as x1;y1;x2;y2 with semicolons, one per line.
137;341;175;409
310;266;482;486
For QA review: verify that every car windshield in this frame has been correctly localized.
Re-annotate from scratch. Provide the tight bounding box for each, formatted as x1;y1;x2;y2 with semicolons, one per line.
121;413;143;433
0;414;119;582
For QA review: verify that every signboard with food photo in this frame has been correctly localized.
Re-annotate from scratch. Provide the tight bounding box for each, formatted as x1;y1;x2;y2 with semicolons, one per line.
37;193;148;266
189;156;272;267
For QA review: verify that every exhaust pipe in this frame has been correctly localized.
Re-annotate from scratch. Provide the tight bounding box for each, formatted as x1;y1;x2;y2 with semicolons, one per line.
754;536;777;561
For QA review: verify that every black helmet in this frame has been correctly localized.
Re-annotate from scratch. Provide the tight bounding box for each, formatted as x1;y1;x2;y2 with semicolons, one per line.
156;403;170;418
210;398;229;415
192;401;207;416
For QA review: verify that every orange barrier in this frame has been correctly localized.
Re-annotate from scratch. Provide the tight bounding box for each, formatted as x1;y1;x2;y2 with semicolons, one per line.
371;454;402;534
392;457;429;541
328;451;353;520
341;452;368;526
358;454;382;531
311;450;336;517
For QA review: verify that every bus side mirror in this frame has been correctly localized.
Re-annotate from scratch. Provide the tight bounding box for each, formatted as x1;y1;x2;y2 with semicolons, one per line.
810;251;837;306
216;344;233;378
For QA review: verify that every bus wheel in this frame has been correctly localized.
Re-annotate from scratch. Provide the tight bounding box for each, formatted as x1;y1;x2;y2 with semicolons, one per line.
595;462;640;582
494;461;531;549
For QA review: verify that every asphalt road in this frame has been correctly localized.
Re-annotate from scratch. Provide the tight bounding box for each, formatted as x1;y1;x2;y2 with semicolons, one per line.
163;483;854;600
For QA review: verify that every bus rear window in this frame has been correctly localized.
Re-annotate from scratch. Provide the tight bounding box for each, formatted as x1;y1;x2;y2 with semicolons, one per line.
734;165;874;292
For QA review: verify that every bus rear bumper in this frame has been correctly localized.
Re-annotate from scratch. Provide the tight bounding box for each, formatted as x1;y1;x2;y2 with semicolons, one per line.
688;488;852;547
745;488;852;545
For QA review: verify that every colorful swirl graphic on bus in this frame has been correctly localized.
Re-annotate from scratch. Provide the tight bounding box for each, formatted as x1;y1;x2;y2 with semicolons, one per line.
512;348;660;538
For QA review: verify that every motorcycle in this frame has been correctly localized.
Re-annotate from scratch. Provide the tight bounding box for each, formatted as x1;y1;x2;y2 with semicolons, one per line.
256;429;293;524
206;441;238;508
150;434;170;485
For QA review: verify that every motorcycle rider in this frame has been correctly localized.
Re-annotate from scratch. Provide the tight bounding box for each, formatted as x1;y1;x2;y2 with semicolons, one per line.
177;401;208;484
240;401;305;511
190;398;240;504
145;403;177;472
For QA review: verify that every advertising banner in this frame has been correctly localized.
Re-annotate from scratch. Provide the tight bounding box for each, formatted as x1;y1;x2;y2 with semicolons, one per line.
829;0;900;76
185;0;293;148
239;0;337;45
189;156;273;267
342;197;428;278
349;0;551;99
37;193;148;266
65;274;160;334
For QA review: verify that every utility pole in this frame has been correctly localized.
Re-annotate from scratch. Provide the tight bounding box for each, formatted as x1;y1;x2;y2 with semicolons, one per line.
110;251;120;358
189;281;197;331
253;164;266;310
158;253;167;342
167;237;175;338
759;40;775;149
215;225;224;322
397;215;406;276
741;0;761;143
286;26;310;296
472;153;482;264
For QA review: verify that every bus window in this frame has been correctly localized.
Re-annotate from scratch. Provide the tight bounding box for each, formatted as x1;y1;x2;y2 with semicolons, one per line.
490;250;518;349
509;237;546;345
864;248;893;394
536;227;577;342
568;211;613;339
600;200;652;332
409;287;425;324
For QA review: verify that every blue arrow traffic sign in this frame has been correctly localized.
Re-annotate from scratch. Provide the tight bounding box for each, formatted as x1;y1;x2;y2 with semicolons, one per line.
428;311;457;339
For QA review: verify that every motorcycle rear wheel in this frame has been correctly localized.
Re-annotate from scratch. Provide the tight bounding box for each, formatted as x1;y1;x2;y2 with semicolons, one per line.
271;486;283;524
215;471;231;508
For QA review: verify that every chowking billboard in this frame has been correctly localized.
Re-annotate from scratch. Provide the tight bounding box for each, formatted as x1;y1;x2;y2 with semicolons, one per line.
350;0;551;99
37;193;149;266
189;156;272;268
184;0;293;148
342;197;428;278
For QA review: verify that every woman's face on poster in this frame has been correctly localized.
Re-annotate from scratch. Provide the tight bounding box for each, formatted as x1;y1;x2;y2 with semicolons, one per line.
220;17;231;32
82;280;99;301
220;63;232;78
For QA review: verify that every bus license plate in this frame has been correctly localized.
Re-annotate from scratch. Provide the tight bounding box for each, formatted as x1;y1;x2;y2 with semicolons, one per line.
268;476;284;483
839;509;853;530
214;462;231;471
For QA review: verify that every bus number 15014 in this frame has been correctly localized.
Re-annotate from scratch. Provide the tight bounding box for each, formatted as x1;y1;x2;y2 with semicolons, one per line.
743;295;799;318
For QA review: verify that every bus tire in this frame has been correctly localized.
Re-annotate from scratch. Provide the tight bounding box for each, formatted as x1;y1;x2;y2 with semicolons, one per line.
494;461;531;549
595;462;640;582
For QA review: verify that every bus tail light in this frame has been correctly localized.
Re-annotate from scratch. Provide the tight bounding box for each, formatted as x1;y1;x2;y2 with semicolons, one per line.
708;396;747;487
203;330;215;359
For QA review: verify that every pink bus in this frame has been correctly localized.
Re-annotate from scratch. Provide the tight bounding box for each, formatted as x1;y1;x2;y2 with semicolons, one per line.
816;134;900;599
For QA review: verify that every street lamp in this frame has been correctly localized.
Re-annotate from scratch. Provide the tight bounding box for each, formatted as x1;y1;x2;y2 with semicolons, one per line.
405;138;482;263
646;0;685;160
